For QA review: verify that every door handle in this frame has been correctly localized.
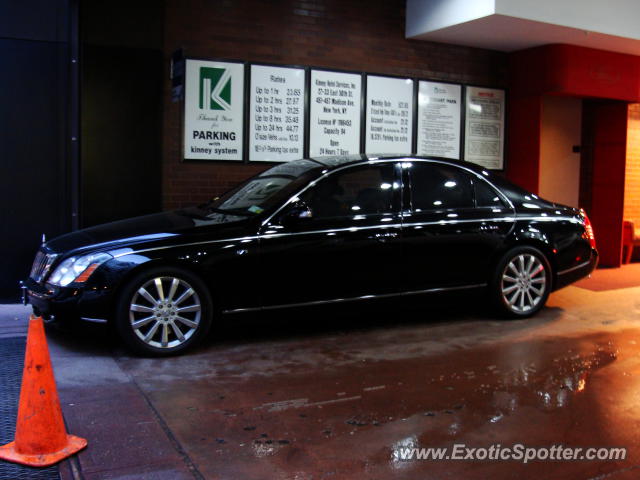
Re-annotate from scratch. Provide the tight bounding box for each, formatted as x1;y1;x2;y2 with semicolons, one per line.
374;232;398;242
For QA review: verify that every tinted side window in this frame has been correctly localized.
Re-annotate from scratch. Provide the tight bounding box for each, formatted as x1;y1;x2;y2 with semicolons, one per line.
301;164;397;219
410;163;473;211
474;179;506;208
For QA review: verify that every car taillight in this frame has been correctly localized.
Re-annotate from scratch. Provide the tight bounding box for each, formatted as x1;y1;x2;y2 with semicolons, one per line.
580;208;596;249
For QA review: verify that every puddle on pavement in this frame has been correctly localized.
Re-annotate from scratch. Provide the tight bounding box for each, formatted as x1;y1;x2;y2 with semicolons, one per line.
375;334;620;437
291;332;623;442
466;340;616;413
117;328;640;479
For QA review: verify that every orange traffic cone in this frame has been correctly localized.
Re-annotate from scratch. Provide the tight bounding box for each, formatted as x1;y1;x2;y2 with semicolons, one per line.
0;315;87;467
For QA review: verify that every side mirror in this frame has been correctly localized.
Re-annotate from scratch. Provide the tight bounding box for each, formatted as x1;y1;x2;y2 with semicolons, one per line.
280;203;312;227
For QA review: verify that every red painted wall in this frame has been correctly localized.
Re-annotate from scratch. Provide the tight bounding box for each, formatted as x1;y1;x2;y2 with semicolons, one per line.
510;44;640;101
505;96;542;193
590;102;628;267
508;45;640;267
508;44;640;194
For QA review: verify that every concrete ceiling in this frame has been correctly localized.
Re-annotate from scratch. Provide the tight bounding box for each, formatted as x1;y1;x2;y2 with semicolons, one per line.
406;1;640;55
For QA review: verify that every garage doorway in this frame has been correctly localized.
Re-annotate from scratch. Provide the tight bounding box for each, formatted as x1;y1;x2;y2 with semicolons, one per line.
538;96;582;208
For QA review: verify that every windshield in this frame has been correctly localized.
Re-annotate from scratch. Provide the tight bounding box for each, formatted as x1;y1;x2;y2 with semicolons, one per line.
205;159;322;216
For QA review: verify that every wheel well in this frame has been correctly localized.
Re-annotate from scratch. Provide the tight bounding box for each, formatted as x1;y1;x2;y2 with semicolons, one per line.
490;240;558;289
109;258;213;317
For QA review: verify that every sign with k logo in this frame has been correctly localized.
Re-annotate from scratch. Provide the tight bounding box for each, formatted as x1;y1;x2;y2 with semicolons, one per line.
199;67;232;111
184;59;244;160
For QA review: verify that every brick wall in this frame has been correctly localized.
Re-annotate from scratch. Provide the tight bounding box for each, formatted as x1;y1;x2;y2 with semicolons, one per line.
624;103;640;225
162;0;508;210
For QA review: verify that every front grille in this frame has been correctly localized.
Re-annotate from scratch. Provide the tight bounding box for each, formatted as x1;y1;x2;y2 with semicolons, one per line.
30;250;57;282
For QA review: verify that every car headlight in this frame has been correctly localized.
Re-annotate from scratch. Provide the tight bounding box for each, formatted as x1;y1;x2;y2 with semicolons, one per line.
47;252;113;287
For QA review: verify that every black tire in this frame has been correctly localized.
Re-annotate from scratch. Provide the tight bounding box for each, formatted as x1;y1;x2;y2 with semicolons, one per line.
115;266;213;356
489;246;552;318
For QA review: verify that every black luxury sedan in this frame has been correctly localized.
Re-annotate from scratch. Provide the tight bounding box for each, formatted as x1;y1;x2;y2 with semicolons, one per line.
24;155;598;355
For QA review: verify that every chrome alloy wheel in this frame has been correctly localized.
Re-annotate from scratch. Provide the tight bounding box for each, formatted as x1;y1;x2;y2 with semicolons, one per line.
500;254;547;314
128;276;201;349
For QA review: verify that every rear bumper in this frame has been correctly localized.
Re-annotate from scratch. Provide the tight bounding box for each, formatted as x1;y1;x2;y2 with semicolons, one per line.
555;249;598;290
22;277;112;322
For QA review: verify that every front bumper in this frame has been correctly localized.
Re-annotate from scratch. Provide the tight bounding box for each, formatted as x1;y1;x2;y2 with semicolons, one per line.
22;277;112;323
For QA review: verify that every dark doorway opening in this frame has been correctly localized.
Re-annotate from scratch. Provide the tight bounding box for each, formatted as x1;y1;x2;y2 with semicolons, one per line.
80;45;162;227
80;0;163;227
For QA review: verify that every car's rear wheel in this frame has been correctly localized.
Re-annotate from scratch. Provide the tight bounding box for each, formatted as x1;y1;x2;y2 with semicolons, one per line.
115;267;212;356
490;246;551;318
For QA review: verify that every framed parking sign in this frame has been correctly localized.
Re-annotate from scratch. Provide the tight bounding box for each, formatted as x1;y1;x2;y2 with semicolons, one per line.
184;59;244;161
417;80;461;159
464;86;505;170
249;64;306;162
309;69;362;157
365;75;414;154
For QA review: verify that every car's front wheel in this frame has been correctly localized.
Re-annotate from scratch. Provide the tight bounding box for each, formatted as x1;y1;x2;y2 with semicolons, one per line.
115;267;213;356
490;246;552;318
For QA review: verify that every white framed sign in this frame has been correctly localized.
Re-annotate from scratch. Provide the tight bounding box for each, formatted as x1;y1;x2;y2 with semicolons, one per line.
464;86;505;170
365;75;413;154
309;70;362;157
417;81;461;159
249;65;305;162
184;59;244;161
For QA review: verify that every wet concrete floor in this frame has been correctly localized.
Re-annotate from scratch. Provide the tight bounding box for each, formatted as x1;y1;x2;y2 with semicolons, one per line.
7;282;640;479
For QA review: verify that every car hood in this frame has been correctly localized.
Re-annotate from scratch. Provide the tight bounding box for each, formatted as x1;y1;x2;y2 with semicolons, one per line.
44;207;256;255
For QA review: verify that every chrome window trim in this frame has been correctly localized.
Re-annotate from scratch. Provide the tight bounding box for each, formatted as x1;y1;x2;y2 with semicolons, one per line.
260;157;518;230
400;158;516;211
222;283;488;314
468;172;514;211
260;159;399;229
262;223;402;238
261;159;404;230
